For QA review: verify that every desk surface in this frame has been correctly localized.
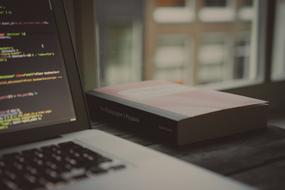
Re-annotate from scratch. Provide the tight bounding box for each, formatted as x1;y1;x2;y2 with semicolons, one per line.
92;118;285;190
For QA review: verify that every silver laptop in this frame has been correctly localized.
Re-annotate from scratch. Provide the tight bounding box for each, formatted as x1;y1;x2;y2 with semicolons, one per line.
0;0;256;189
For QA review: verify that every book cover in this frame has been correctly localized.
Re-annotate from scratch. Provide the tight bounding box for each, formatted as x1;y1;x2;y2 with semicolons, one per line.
87;81;268;145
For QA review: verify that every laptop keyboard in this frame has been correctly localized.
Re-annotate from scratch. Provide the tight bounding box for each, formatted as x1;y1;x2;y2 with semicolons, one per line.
0;141;125;190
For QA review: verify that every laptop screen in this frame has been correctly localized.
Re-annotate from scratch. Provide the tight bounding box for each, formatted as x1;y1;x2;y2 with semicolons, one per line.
0;0;77;134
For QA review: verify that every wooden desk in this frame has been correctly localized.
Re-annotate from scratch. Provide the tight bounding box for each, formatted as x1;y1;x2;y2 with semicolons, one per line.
92;121;285;190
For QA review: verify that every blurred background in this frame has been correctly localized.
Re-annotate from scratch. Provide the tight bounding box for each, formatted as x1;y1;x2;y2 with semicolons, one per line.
64;0;285;111
95;0;257;87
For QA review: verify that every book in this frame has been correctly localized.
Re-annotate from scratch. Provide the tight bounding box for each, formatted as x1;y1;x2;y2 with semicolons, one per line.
86;80;268;145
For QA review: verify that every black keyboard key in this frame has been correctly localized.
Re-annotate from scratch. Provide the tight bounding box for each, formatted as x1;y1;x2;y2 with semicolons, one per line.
88;166;107;175
1;178;19;190
22;148;40;155
2;153;21;161
72;173;88;180
111;164;126;171
25;166;38;175
4;170;17;181
62;168;86;180
58;142;79;150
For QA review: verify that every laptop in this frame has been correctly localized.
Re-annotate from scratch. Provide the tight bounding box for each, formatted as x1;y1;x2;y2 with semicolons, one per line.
0;0;256;189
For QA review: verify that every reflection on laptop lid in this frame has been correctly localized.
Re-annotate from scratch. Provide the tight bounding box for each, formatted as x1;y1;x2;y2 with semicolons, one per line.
0;0;89;147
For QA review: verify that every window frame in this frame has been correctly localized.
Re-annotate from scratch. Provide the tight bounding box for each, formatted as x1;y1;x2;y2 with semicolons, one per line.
223;0;285;113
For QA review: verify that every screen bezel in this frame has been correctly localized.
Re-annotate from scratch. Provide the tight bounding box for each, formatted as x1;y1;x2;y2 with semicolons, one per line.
0;0;90;148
